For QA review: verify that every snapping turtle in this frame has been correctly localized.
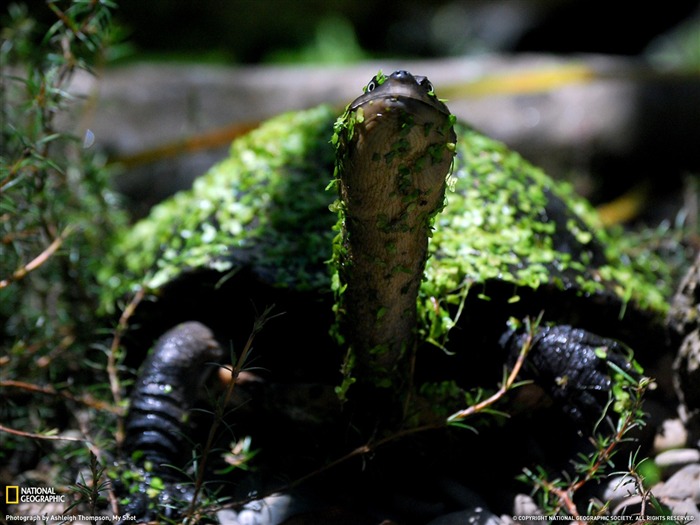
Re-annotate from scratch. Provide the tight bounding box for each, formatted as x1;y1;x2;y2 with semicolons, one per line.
104;70;671;520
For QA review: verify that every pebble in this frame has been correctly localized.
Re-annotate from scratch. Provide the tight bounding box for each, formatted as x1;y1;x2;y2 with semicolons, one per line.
654;463;700;502
217;493;302;525
654;448;700;471
605;461;700;518
653;418;688;452
602;474;639;507
663;498;700;518
510;493;542;518
425;508;502;525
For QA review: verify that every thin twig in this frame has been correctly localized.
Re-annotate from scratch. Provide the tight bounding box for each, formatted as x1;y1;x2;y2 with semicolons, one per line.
74;413;121;516
186;305;280;522
0;225;74;289
211;318;538;515
447;322;534;422
0;423;89;443
1;380;120;413
525;375;649;518
109;287;145;446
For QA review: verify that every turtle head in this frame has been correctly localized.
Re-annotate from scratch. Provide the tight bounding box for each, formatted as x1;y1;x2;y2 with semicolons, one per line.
348;69;453;117
335;70;456;214
332;70;456;394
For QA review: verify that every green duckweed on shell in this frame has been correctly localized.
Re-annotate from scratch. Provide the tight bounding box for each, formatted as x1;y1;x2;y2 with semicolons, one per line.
102;106;671;353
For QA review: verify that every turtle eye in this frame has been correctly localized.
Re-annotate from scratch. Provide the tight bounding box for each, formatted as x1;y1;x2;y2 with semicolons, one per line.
417;76;434;93
366;79;377;92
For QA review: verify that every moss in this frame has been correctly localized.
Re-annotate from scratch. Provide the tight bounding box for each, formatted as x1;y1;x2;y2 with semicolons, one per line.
100;105;338;307
419;123;671;348
103;105;671;362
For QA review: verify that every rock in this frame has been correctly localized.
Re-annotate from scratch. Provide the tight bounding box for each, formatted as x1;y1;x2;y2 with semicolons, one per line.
217;493;304;525
663;498;700;518
607;464;700;518
603;474;639;508
655;448;700;472
612;495;645;518
670;252;700;419
676;328;700;415
654;418;688;453
654;463;700;503
425;508;502;525
510;493;543;519
278;508;390;525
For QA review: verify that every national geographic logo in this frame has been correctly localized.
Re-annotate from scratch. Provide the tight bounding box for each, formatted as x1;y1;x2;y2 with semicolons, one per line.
5;486;66;504
6;486;18;504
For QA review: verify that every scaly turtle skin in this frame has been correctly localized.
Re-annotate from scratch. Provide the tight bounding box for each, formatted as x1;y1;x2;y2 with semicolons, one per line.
104;70;671;520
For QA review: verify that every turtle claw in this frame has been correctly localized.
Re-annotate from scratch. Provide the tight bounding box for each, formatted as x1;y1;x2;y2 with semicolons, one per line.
502;324;638;426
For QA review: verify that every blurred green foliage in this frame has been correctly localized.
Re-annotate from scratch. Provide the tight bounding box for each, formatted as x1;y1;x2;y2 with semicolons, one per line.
1;0;126;473
267;15;367;64
647;10;700;69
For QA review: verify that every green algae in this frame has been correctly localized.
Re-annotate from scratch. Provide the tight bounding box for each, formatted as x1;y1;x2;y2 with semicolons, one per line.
100;105;338;309
420;123;670;349
102;103;671;356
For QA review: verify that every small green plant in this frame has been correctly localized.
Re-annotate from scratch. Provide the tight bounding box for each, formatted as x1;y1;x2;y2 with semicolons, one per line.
105;308;276;523
66;452;114;517
183;306;278;522
518;358;660;521
1;0;126;515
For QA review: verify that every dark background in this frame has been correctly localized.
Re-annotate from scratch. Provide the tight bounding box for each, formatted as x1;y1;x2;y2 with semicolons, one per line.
21;0;700;64
116;0;700;62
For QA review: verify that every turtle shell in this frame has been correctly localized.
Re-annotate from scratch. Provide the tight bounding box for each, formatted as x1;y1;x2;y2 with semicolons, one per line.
101;104;670;370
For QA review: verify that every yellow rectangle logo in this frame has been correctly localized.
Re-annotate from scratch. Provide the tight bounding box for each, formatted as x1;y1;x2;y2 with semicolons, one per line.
6;485;19;504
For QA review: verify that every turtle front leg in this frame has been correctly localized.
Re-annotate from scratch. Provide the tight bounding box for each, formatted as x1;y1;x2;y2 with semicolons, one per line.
116;321;224;521
501;324;637;426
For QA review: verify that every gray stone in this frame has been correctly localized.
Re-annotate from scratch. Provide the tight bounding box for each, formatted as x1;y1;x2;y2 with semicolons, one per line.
668;499;700;523
426;507;503;525
655;448;700;470
664;498;700;519
603;474;640;507
511;493;543;518
654;418;689;453
655;464;700;503
217;493;300;525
